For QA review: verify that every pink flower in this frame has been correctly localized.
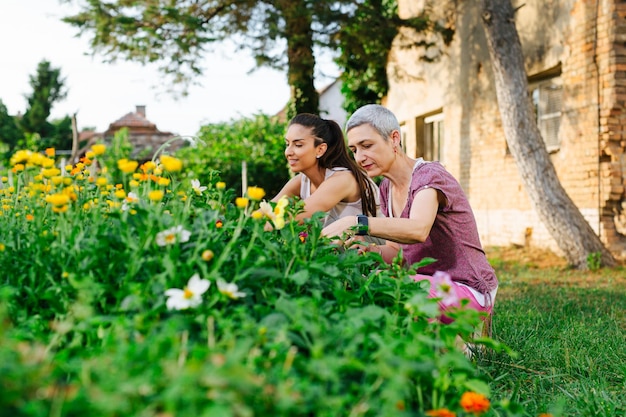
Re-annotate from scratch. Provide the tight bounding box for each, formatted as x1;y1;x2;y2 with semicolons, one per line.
432;271;458;307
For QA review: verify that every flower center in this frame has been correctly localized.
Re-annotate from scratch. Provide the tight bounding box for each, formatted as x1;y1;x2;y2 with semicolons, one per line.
183;288;194;299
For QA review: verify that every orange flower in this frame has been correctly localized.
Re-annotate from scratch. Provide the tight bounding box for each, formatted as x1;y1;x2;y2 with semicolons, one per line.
538;414;554;417
460;392;490;415
426;409;456;417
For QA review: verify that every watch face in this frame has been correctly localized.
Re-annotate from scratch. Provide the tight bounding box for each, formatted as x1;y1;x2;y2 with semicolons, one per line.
356;215;368;235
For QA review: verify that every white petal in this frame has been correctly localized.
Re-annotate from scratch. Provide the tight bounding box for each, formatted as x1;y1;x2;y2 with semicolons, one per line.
164;288;184;297
188;274;211;295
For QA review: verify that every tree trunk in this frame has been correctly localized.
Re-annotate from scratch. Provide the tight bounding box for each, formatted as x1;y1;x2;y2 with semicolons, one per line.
480;0;616;268
276;0;319;115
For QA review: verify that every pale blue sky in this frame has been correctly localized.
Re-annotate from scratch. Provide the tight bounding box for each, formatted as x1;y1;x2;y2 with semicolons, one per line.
0;0;338;136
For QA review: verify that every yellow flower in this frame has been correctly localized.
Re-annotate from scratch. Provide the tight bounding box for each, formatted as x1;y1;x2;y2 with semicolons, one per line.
41;167;61;178
118;159;139;174
149;190;164;202
86;150;96;159
247;186;266;201
0;243;5;251
10;150;33;166
251;210;263;219
235;197;249;208
259;196;289;230
52;205;69;213
129;180;139;188
96;177;108;187
159;155;183;172
216;181;226;190
114;189;126;199
201;249;214;262
157;177;171;186
45;193;71;207
91;144;106;155
141;161;156;172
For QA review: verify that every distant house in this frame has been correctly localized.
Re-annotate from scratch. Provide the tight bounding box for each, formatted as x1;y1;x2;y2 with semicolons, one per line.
78;105;180;160
275;78;348;127
318;78;348;128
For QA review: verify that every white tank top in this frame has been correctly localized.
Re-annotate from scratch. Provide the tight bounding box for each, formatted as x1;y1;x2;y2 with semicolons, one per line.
300;167;380;227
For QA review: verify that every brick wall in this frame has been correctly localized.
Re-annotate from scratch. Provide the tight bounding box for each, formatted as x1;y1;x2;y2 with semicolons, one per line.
388;0;626;260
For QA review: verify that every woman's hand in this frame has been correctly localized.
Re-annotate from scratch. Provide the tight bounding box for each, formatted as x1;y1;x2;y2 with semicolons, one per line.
321;215;356;240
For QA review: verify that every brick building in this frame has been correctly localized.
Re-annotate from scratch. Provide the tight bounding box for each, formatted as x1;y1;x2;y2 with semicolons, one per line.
78;105;179;160
387;0;626;259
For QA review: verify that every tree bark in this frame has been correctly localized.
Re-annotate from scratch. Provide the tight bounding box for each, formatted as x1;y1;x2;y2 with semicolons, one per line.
276;0;319;115
480;0;616;268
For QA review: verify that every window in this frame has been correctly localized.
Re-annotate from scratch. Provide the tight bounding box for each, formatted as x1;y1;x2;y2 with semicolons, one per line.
530;76;562;152
401;110;444;162
422;112;444;162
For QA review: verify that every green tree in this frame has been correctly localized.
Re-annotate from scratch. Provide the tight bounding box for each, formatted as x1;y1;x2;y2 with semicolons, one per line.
0;100;23;158
61;0;446;115
332;0;454;113
20;60;68;140
177;114;289;197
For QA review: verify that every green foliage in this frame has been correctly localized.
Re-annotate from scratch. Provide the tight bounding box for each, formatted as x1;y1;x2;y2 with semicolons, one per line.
177;114;290;197
0;60;72;156
0;99;23;160
20;60;68;135
0;147;524;416
333;0;456;112
99;128;133;184
586;251;602;271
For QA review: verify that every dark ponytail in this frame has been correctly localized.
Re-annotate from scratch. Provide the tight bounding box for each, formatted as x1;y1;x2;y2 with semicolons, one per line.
288;113;378;216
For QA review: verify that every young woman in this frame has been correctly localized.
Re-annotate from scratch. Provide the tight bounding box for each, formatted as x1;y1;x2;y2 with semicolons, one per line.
271;113;379;227
322;104;498;323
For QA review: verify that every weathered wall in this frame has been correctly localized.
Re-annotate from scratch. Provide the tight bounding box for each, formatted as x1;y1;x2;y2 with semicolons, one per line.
387;0;626;259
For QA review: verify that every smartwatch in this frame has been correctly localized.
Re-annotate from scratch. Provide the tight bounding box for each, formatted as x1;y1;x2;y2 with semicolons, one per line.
355;215;369;236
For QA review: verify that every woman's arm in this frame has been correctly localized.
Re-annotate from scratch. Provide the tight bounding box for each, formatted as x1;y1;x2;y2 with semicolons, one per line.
295;171;357;220
271;175;302;202
322;187;441;244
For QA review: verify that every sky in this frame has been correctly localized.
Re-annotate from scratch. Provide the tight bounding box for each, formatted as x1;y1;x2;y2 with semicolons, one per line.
0;0;339;137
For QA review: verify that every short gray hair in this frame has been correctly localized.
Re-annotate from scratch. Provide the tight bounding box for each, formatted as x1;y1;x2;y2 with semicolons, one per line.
345;104;401;141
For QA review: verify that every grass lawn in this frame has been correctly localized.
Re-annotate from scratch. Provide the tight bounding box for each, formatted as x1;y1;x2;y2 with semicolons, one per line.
482;247;626;417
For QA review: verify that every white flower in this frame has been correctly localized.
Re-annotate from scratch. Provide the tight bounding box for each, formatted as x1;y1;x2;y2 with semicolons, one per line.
217;279;247;299
121;192;139;211
164;274;210;310
156;225;191;246
191;179;207;195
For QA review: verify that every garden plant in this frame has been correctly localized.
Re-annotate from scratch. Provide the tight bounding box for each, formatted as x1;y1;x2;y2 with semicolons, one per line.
0;144;552;416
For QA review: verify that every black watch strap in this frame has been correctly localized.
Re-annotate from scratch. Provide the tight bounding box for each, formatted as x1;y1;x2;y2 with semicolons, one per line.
356;215;369;236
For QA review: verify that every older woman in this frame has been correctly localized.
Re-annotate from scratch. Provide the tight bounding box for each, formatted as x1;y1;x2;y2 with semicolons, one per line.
322;104;498;323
